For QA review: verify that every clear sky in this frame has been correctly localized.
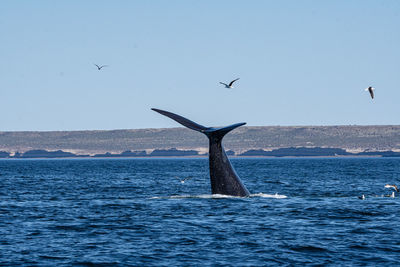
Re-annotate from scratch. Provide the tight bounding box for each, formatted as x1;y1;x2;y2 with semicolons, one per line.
1;1;399;131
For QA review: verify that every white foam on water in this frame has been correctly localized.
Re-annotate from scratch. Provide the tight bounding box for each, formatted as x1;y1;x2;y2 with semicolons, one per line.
250;193;287;199
150;193;287;199
150;194;239;199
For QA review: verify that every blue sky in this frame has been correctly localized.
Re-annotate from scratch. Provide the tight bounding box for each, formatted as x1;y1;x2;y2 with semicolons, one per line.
1;1;399;131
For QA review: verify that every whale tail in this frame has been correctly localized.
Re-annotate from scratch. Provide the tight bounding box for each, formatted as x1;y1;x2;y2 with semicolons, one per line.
152;108;249;196
151;108;245;140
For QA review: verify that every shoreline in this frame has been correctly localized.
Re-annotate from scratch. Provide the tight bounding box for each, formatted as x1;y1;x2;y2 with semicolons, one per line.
0;155;388;160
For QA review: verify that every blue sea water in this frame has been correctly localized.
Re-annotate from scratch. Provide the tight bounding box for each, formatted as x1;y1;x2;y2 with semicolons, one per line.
1;157;400;266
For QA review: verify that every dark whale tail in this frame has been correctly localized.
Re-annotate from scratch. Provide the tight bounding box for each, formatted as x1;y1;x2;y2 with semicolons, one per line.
151;108;244;138
152;108;250;197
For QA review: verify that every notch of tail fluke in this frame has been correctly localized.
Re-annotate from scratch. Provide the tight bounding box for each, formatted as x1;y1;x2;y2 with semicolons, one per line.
152;108;246;140
204;122;246;139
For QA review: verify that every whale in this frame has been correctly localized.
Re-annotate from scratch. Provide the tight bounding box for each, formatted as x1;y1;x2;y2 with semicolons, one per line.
152;108;250;197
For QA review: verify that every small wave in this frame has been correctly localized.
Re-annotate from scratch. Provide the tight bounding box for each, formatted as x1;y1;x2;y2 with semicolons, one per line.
150;194;240;199
250;193;287;198
73;261;121;266
39;255;68;260
264;180;290;185
150;193;287;199
289;245;330;253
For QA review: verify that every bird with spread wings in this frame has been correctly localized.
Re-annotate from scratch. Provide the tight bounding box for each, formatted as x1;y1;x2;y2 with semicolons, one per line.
220;78;240;89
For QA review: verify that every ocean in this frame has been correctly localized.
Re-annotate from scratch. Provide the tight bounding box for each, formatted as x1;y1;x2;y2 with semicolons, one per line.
1;158;399;266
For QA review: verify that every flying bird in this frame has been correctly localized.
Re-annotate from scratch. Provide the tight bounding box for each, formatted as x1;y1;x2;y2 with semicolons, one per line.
384;184;399;192
365;86;374;99
94;64;108;70
220;78;240;89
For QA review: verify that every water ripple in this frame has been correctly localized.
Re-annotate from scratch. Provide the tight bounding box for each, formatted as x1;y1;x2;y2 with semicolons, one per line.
0;158;400;265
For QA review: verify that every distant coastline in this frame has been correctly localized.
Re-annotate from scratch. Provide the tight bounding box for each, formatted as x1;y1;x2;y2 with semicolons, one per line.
1;147;400;159
1;125;400;158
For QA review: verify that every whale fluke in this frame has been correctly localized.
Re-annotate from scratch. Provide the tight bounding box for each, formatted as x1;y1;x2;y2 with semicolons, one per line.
151;108;208;132
152;108;250;197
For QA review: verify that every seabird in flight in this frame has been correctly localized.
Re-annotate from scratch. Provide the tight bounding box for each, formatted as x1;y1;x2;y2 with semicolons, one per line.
220;78;240;89
365;86;374;99
94;64;108;70
384;184;399;192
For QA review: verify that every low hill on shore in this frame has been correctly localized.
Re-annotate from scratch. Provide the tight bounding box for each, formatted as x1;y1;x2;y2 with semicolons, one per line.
1;125;400;156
